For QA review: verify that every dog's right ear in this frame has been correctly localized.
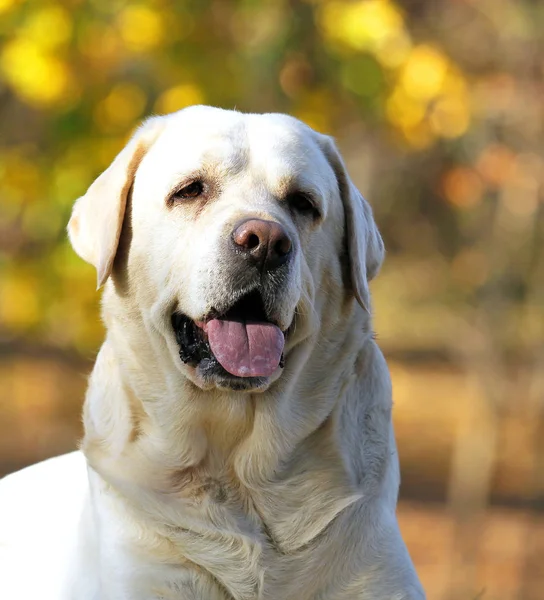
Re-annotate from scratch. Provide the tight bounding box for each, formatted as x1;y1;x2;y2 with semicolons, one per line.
68;116;165;289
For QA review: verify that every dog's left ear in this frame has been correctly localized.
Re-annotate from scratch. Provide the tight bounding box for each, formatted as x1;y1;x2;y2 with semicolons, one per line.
319;135;385;312
68;116;165;289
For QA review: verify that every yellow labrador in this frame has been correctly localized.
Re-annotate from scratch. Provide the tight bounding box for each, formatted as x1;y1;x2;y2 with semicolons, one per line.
0;107;425;599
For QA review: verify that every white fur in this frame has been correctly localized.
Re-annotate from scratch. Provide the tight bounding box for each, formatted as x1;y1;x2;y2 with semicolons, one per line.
0;107;424;599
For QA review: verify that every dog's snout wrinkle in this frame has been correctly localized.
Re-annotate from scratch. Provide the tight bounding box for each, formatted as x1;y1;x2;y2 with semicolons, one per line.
232;218;292;271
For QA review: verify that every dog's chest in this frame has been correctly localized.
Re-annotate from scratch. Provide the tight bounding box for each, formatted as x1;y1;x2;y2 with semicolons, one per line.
158;473;282;596
127;462;359;600
92;432;365;599
99;469;295;598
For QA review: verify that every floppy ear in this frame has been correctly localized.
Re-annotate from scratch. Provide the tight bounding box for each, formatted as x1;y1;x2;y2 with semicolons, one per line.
319;136;385;312
68;116;165;289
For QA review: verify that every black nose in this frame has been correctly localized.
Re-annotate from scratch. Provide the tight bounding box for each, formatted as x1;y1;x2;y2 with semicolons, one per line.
232;218;293;270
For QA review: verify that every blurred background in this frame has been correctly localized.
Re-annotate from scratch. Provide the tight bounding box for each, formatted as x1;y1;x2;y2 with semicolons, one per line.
1;0;543;597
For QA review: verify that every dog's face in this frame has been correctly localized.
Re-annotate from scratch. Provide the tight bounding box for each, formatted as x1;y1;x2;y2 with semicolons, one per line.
68;106;384;392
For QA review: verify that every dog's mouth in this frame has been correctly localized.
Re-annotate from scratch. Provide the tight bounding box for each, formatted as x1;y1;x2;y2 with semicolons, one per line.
171;291;285;382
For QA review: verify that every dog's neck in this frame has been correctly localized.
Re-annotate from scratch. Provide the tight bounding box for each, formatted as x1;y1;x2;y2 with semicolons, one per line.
81;290;391;554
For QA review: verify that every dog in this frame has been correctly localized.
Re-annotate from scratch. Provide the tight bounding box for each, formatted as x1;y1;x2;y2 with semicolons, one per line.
0;106;425;599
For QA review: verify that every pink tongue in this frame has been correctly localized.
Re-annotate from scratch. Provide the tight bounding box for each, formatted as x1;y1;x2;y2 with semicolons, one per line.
206;319;284;378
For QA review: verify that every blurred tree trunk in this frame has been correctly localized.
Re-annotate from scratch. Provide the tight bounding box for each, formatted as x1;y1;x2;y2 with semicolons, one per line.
447;185;544;599
518;199;544;600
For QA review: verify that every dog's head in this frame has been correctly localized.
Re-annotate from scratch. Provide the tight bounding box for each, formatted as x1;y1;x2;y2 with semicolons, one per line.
68;106;383;392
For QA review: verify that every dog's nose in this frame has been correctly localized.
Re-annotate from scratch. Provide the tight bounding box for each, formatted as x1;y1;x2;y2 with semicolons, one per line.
232;218;293;270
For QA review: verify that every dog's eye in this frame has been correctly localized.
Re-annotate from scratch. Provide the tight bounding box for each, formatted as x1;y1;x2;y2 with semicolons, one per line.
287;192;318;218
173;181;204;201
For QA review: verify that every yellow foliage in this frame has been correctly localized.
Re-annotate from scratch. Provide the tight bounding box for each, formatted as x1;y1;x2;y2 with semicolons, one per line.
93;137;129;170
0;274;40;330
442;68;469;98
374;29;412;68
0;151;41;200
78;22;121;65
0;0;527;356
293;90;333;133
118;5;164;53
400;45;448;101
22;200;63;241
0;0;19;14
400;122;435;150
386;85;425;129
386;45;470;144
20;5;72;50
155;84;205;114
94;83;147;131
233;4;287;50
295;110;329;134
429;95;470;138
1;39;71;106
318;0;409;64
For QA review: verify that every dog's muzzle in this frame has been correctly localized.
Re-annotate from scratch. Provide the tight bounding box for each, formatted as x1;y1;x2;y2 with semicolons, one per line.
172;290;286;385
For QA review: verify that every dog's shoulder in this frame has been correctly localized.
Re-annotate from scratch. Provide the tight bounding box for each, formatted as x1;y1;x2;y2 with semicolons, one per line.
0;452;90;600
0;451;88;518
